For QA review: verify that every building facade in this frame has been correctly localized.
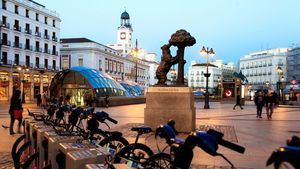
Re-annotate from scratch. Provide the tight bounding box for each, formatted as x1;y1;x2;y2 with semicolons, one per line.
0;0;60;102
239;48;288;91
188;61;222;92
60;38;150;87
287;46;300;82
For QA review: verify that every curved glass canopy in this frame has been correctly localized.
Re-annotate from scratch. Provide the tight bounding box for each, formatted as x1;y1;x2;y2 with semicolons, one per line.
50;66;128;98
120;81;144;96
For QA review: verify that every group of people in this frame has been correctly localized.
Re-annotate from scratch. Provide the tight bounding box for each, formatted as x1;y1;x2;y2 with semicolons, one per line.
254;90;278;119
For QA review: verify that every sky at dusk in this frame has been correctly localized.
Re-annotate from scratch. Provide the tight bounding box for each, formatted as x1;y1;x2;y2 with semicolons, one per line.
38;0;300;68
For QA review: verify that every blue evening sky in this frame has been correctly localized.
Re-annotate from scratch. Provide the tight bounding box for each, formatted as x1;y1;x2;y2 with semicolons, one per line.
39;0;300;68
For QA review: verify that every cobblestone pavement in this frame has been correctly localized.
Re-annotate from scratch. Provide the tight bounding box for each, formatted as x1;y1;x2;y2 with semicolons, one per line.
1;102;300;168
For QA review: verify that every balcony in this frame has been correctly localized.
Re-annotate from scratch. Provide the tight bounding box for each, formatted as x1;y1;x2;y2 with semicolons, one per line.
44;49;50;54
0;59;13;66
52;51;58;56
2;5;7;10
35;47;42;53
25;45;33;51
1;40;11;46
25;29;32;35
13;42;22;49
25;63;34;68
44;35;50;40
240;67;245;69
2;23;10;29
52;36;58;42
254;65;258;68
35;32;41;37
278;63;284;66
13;26;22;32
268;63;272;66
35;63;39;68
268;72;272;75
259;65;262;67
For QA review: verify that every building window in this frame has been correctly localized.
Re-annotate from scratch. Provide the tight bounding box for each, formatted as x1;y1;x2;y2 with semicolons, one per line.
105;59;108;71
15;54;19;65
2;52;7;64
14;20;20;31
78;58;83;66
15;5;19;14
45;59;48;69
44;43;48;53
14;36;20;47
53;60;56;70
25;39;30;50
99;60;102;71
35;57;39;68
44;16;48;24
25;23;31;34
36;13;39;21
26;9;29;18
26;56;30;67
2;0;7;9
52;45;56;55
53;20;56;27
62;58;69;70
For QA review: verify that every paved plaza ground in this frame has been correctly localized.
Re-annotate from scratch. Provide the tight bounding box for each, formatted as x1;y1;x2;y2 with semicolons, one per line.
0;101;299;169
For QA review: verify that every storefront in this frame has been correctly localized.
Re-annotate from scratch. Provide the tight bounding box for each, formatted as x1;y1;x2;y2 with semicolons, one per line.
0;72;9;101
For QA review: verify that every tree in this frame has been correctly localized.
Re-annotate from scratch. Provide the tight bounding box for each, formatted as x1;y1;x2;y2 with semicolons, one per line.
169;29;196;85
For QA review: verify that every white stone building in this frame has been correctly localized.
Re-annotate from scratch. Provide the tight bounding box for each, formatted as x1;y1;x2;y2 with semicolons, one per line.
239;48;288;91
188;61;222;91
60;38;150;87
287;46;300;81
0;0;60;102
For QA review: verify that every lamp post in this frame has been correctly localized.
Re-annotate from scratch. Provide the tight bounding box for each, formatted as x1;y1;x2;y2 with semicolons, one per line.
130;39;139;83
277;66;283;101
17;66;29;103
200;46;215;109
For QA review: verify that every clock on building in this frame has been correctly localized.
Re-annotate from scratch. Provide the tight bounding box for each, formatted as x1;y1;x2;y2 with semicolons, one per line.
120;32;126;39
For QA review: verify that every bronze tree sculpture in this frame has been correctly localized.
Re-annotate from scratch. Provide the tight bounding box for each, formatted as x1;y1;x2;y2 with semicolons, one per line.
169;29;196;85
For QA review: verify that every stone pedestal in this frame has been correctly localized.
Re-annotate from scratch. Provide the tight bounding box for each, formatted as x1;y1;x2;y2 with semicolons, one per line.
144;87;195;132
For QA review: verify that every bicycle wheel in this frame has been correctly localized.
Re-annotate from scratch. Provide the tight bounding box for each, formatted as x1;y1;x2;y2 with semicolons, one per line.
22;151;39;169
11;134;26;161
99;136;129;156
14;141;31;169
143;153;171;169
113;143;154;167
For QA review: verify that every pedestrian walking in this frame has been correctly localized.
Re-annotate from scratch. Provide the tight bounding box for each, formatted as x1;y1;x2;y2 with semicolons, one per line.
41;92;47;108
36;93;41;106
254;91;264;118
104;95;109;108
84;91;92;107
233;94;243;110
265;91;276;119
65;94;71;104
9;90;23;135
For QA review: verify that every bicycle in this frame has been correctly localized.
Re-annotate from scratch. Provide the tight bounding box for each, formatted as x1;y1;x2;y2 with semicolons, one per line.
143;121;245;169
113;125;154;168
266;135;300;169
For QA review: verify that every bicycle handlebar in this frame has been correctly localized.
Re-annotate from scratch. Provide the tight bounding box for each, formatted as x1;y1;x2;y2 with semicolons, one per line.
218;139;245;154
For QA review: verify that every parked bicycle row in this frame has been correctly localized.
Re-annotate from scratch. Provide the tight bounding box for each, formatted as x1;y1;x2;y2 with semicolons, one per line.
11;102;300;169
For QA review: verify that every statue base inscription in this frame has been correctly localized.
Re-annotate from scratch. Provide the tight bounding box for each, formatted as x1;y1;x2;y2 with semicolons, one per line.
144;87;195;132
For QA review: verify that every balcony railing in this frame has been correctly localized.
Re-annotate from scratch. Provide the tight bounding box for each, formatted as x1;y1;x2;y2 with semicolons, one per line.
52;51;58;56
35;63;39;68
35;47;42;53
44;35;50;40
52;36;58;42
44;49;50;54
0;59;13;66
268;63;272;66
1;40;11;46
2;22;10;29
13;26;22;32
35;32;41;37
25;29;32;35
13;42;23;49
25;45;33;51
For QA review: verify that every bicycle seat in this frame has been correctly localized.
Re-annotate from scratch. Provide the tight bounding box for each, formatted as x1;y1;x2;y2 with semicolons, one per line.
131;126;152;134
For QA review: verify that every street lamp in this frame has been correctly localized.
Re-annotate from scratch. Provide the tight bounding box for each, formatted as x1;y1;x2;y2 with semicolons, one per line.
200;46;215;109
130;39;139;83
277;66;283;101
17;66;29;103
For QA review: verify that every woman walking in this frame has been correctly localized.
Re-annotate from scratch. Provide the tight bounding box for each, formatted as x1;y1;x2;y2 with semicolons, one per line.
9;90;23;135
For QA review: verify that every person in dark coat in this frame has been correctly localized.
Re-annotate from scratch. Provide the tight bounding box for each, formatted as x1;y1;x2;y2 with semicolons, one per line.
9;90;23;135
265;91;276;119
36;93;41;106
233;94;243;110
104;95;109;108
254;91;264;118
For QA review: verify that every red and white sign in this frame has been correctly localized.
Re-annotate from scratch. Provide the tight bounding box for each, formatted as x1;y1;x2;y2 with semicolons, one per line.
225;89;233;97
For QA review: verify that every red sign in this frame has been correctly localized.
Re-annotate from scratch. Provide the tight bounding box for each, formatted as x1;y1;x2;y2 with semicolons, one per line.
225;89;233;97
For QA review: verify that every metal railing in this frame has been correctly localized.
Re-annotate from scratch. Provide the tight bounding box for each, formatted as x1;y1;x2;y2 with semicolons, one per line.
25;29;32;35
35;47;42;52
35;32;41;37
25;45;33;51
44;35;50;40
52;36;58;42
13;42;23;49
1;40;11;46
2;22;10;29
13;26;22;32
